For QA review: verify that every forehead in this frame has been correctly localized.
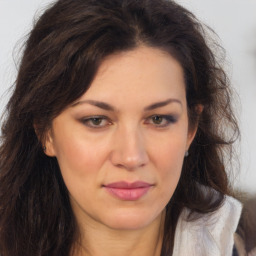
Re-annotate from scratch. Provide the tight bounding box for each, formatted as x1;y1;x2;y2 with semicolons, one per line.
78;46;186;106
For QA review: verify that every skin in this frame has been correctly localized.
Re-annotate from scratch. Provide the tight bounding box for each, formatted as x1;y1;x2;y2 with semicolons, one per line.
45;46;198;256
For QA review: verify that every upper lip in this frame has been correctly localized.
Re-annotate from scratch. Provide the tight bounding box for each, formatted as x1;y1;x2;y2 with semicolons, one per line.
103;181;152;189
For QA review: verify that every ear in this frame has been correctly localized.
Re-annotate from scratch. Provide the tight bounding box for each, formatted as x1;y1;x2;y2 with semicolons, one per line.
33;123;56;157
186;104;204;150
43;128;57;157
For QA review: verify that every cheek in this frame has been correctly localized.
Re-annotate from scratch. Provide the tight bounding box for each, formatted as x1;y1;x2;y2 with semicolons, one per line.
150;133;187;194
52;124;105;176
52;139;104;203
152;132;187;169
54;138;105;204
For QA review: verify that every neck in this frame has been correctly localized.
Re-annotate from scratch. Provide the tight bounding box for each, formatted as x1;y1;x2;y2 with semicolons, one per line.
72;211;165;256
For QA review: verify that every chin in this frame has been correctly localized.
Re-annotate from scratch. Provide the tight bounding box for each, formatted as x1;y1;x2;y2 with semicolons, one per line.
102;209;163;231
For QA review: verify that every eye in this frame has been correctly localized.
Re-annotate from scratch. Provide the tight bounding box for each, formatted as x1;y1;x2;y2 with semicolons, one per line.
152;115;164;125
145;115;177;127
80;116;112;128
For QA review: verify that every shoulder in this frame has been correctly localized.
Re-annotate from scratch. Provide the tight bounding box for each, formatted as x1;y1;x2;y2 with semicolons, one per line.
173;192;242;256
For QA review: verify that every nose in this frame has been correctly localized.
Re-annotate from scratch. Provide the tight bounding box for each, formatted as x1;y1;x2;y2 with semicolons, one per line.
110;125;149;171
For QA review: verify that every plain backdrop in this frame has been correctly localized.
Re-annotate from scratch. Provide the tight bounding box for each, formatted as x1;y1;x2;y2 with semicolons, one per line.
0;0;256;194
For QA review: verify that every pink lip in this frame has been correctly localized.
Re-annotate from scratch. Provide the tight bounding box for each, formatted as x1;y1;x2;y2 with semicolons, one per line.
103;181;153;201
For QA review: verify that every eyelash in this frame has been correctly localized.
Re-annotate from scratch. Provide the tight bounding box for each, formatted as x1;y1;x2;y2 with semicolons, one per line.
145;115;177;127
80;115;177;129
80;116;112;129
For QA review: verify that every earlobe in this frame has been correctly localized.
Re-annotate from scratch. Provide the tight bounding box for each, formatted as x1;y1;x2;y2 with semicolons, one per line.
195;104;204;116
34;123;56;157
186;126;198;150
44;129;56;157
186;104;204;150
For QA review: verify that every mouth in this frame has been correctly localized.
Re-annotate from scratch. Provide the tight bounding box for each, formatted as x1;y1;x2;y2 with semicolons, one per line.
103;181;153;201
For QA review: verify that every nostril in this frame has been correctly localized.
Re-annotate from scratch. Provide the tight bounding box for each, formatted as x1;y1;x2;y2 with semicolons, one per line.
110;150;149;170
109;128;149;170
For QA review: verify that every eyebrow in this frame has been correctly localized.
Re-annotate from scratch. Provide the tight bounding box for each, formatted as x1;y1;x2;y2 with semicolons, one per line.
144;98;182;111
72;98;182;111
71;100;115;111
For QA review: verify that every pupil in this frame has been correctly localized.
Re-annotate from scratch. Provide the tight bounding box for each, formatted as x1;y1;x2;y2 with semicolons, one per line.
153;116;162;124
92;118;102;125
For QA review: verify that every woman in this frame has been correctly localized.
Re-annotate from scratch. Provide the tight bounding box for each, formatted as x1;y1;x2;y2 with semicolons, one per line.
0;0;241;255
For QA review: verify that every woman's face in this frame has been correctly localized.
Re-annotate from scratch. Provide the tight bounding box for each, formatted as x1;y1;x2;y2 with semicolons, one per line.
45;46;197;230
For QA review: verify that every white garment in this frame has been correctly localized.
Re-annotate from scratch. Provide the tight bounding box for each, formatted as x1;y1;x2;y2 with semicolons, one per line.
173;195;242;256
249;247;256;256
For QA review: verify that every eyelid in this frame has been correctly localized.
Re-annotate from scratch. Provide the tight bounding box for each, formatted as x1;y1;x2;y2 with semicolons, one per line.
79;115;112;129
78;114;177;129
144;114;178;127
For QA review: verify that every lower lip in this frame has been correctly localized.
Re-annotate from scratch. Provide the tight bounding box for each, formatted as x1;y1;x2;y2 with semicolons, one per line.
104;186;151;201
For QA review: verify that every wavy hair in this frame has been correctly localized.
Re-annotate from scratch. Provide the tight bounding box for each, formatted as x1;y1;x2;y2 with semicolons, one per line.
0;0;239;255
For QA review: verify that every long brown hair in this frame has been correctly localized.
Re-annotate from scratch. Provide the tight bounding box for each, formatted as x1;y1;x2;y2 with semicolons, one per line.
0;0;239;255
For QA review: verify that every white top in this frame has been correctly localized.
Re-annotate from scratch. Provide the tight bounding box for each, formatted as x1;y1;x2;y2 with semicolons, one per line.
173;195;242;256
